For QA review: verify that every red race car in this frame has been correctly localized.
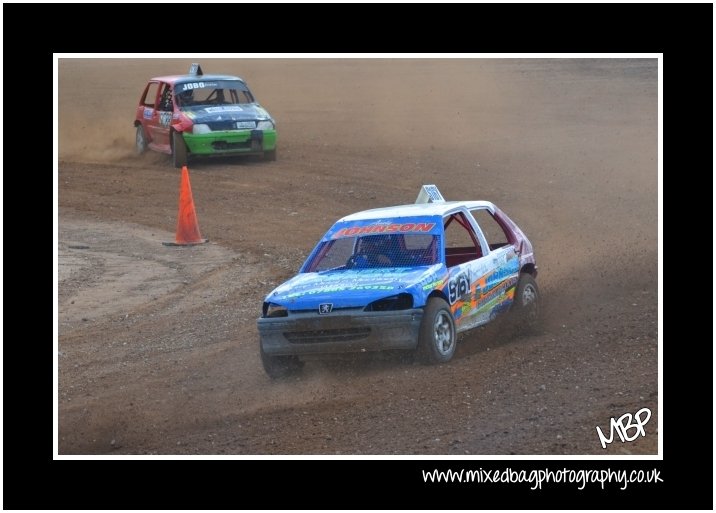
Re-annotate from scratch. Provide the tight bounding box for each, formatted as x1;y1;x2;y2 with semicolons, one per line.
134;63;277;167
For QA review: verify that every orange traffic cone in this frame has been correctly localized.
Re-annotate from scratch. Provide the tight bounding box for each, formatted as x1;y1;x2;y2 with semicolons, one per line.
162;166;207;246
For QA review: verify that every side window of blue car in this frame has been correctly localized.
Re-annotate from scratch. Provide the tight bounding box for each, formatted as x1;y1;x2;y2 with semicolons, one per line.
470;208;510;251
443;211;483;268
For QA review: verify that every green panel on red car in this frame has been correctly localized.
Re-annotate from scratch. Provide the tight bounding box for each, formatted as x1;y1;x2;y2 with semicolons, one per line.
182;130;277;155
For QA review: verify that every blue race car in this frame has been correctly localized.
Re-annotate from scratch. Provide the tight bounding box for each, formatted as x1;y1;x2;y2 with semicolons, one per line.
257;185;539;378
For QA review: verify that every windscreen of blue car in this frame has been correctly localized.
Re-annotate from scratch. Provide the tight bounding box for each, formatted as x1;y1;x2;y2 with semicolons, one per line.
304;233;440;272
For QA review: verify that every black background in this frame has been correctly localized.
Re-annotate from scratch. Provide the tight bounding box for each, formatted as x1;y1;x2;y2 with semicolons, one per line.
4;2;712;510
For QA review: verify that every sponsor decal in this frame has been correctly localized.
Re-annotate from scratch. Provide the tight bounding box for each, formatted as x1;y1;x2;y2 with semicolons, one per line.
235;121;256;129
143;108;153;120
473;272;518;313
487;263;518;284
333;222;436;239
284;284;394;299
181;82;205;91
158;111;172;127
422;278;445;291
205;106;244;113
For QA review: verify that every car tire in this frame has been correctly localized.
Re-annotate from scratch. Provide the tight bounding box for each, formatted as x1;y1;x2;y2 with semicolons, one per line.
263;148;277;161
264;148;276;162
135;125;147;155
260;344;303;379
417;297;456;364
172;131;188;169
511;273;540;331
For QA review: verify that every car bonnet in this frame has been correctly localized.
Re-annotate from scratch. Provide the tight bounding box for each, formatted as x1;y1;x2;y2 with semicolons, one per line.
181;104;272;123
266;264;445;311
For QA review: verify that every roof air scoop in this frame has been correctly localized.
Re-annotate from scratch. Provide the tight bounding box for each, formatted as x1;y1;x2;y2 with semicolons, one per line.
189;63;203;76
415;184;445;204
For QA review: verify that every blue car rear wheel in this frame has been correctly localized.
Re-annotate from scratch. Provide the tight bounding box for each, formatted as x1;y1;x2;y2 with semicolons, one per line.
512;273;540;331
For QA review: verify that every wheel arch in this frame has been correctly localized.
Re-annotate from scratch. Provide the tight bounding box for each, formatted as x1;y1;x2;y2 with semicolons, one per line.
520;263;537;277
426;289;450;307
170;127;189;148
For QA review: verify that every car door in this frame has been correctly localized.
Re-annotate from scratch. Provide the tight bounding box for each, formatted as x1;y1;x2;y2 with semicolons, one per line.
442;209;492;331
138;81;172;151
138;81;159;146
442;207;520;331
149;82;173;149
468;207;521;321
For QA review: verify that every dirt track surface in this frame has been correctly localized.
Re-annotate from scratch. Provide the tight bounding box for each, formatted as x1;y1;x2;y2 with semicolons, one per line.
58;58;658;455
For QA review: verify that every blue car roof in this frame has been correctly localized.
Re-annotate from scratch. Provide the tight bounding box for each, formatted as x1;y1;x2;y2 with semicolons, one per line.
339;201;497;221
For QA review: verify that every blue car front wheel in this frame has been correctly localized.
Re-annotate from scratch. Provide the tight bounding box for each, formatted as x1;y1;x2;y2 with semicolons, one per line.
260;344;303;379
417;297;456;364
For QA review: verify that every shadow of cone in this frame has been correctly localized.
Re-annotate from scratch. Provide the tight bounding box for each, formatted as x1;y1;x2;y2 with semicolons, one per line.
162;166;207;246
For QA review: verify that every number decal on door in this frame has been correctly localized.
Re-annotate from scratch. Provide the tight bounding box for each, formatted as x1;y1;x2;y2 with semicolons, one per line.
448;269;470;305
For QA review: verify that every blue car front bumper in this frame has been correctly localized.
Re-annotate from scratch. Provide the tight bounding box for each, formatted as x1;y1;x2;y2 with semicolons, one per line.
258;308;424;356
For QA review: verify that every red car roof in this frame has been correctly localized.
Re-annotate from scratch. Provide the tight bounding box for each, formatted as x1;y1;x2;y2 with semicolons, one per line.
149;74;246;84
